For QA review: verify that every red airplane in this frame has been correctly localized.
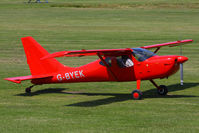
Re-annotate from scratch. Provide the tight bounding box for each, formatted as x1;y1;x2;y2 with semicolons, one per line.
5;37;193;100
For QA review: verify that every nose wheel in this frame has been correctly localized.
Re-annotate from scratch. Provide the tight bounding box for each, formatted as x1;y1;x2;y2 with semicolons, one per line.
157;85;168;95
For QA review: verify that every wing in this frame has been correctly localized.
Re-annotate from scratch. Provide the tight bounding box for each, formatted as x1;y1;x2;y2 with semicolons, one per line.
141;39;193;49
41;48;132;60
4;74;53;84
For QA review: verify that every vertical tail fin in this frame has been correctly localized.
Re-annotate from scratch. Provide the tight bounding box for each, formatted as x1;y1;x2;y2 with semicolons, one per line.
21;36;67;75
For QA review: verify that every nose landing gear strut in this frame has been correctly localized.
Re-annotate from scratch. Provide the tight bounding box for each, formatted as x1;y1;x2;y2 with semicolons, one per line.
150;79;168;95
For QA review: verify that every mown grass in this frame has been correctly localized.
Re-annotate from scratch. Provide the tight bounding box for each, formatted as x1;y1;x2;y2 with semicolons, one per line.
51;2;199;9
0;1;199;133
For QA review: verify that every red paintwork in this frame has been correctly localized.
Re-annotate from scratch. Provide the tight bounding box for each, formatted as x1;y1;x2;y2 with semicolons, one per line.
4;37;192;92
31;55;187;85
4;74;53;84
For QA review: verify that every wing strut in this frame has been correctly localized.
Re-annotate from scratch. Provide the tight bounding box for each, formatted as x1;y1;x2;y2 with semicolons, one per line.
154;47;160;53
96;53;118;81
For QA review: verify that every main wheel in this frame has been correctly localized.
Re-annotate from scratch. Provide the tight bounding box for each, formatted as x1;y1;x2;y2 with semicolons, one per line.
132;89;142;100
157;85;168;95
25;87;31;93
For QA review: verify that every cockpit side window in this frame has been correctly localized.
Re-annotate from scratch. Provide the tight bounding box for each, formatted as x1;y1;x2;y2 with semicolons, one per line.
99;57;112;66
116;55;134;68
99;56;134;68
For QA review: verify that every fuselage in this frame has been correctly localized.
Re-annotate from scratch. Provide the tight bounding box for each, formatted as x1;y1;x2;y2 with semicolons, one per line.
31;48;188;85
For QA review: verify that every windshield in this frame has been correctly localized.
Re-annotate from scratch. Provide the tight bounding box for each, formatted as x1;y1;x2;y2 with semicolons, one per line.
132;48;156;62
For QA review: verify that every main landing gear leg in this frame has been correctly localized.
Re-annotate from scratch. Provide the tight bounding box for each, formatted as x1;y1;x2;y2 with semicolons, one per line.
132;80;143;100
150;80;168;95
25;85;35;93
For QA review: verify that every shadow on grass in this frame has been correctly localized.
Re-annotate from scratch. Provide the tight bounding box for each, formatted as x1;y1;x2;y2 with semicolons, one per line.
16;82;199;107
15;88;68;96
66;82;199;107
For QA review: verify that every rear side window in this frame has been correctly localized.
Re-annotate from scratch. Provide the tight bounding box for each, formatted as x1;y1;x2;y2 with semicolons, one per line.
99;57;112;66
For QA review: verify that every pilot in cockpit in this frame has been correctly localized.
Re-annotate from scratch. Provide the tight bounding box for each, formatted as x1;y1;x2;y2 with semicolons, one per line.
121;55;134;67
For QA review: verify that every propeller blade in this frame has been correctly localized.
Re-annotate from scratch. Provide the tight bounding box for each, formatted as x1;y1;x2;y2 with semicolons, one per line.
180;63;183;85
179;45;183;86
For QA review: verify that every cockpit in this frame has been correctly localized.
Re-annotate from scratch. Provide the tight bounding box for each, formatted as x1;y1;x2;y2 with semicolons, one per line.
132;48;156;62
99;48;156;68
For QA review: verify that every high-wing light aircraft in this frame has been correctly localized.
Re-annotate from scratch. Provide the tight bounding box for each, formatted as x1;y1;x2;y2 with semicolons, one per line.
5;37;193;99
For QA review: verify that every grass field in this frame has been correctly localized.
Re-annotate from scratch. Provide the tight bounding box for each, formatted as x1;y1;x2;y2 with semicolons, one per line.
0;0;199;133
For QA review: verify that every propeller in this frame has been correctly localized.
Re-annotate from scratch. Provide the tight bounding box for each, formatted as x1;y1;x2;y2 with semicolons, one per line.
180;62;183;85
180;45;183;86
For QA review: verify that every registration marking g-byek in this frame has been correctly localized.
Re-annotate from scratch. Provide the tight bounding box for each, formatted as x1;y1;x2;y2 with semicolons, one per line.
57;70;85;81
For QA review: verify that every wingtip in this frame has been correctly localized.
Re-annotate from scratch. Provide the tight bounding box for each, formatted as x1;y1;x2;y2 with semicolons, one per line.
4;78;21;84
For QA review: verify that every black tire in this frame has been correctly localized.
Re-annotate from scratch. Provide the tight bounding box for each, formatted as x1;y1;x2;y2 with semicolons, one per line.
25;87;31;93
132;89;143;100
157;85;168;95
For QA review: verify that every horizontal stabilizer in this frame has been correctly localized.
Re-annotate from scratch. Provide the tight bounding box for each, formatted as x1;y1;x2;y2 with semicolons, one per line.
4;74;53;84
